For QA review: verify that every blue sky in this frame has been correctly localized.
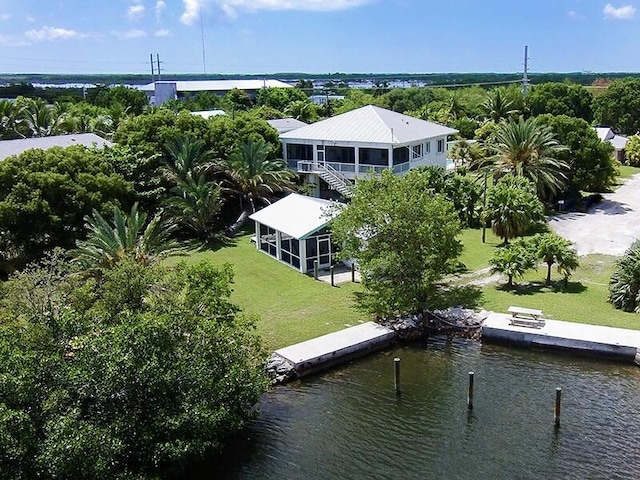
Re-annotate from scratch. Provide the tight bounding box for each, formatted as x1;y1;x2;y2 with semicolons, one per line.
0;0;638;74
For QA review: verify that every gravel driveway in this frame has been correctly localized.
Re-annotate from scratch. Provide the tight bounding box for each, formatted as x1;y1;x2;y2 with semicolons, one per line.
549;173;640;256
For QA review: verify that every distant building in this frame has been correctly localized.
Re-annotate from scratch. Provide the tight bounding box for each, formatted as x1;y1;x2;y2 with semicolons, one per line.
595;127;629;163
266;118;307;134
280;105;457;198
0;133;112;161
310;94;345;105
191;110;226;119
138;80;293;105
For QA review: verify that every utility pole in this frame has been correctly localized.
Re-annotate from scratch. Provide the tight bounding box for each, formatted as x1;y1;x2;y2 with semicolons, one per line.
156;53;162;81
150;53;155;82
522;45;530;96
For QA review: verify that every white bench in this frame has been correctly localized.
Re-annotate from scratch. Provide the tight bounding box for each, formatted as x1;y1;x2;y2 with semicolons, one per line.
508;306;545;328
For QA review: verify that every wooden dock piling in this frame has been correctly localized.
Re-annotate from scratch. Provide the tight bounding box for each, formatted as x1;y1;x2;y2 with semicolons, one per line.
394;357;401;395
554;387;562;427
468;371;474;410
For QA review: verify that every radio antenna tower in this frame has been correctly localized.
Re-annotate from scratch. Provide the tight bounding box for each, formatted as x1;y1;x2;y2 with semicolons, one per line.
200;7;207;75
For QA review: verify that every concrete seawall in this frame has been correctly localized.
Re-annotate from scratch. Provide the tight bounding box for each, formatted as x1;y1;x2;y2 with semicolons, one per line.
482;312;640;364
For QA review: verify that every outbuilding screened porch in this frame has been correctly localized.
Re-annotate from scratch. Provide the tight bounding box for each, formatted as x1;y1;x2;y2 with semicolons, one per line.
249;193;342;274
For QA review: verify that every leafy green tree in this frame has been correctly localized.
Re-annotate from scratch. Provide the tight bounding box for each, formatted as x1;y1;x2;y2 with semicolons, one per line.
451;116;480;139
484;176;546;244
489;240;536;288
0;146;132;275
593;78;640;135
527;82;593;121
330;169;462;317
382;87;432;113
625;135;640;167
537;114;616;192
609;239;640;313
531;232;579;285
255;87;308;111
73;203;181;273
88;85;148;116
0;99;24;139
0;256;267;479
478;116;569;200
223;88;253;111
219;139;295;236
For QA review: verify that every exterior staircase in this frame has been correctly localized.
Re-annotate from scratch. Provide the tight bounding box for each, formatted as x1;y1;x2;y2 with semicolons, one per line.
315;163;354;197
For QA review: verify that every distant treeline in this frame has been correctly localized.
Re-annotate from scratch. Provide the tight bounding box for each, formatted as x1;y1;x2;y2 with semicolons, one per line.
1;72;640;88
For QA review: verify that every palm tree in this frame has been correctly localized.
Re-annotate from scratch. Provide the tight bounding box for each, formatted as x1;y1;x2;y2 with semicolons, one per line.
484;176;545;244
161;136;215;183
165;175;224;241
481;89;519;122
533;233;579;285
285;100;318;123
609;240;640;313
73;203;182;273
21;98;61;137
478;116;569;200
219;139;295;236
490;242;536;289
0;100;24;139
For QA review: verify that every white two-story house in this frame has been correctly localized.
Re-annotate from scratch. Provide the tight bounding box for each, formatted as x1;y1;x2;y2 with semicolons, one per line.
280;105;458;197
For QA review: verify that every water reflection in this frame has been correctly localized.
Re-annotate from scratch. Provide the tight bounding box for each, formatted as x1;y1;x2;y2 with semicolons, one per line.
193;337;640;480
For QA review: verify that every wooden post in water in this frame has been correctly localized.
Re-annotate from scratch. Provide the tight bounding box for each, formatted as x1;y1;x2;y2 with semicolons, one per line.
314;260;318;280
394;358;401;395
468;371;474;410
554;387;562;427
330;266;335;287
351;263;355;283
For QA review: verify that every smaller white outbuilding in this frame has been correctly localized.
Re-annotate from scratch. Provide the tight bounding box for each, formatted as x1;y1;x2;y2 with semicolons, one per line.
249;193;343;273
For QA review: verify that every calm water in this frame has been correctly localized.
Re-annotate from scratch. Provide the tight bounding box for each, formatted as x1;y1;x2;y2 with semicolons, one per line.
194;338;640;480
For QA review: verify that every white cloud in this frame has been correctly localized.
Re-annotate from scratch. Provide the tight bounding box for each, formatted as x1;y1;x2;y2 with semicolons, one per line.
155;28;170;36
156;0;166;21
25;26;87;41
567;10;577;19
603;3;636;19
127;4;146;20
181;0;372;24
0;13;10;20
112;29;147;39
26;15;35;22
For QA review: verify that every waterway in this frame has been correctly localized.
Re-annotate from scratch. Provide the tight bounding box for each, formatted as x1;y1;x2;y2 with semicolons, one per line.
193;337;640;479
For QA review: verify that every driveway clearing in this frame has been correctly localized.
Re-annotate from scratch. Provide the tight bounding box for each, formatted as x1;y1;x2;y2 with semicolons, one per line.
549;173;640;256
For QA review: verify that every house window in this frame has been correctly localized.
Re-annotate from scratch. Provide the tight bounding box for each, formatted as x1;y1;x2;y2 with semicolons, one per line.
425;141;431;153
411;144;423;159
437;139;444;153
259;224;277;257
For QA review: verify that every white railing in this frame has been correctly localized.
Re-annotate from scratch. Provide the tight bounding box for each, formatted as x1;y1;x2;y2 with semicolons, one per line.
392;162;411;174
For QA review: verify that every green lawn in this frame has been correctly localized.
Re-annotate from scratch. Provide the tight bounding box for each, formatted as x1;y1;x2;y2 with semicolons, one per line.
617;165;640;181
480;254;640;331
174;227;640;351
175;235;366;350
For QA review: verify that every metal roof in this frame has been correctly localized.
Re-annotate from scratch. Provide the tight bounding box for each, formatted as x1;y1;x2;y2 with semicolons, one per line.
0;133;113;161
249;193;342;239
280;105;458;146
266;118;307;134
138;79;292;92
594;127;628;150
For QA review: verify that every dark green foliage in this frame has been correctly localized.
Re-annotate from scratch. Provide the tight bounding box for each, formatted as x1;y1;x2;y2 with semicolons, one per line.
0;257;268;479
87;85;149;116
609;240;640;313
330;169;462;317
0;146;132;276
536;114;616;192
255;87;308;111
593;78;640;135
451;116;480;139
484;176;546;244
527;82;593;122
489;239;537;288
382;87;432;113
223;88;253;111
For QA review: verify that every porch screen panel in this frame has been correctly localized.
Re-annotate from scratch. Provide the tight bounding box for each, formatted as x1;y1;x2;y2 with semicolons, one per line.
393;147;409;165
359;148;388;166
286;143;313;160
259;224;277;257
280;234;301;269
326;146;355;163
